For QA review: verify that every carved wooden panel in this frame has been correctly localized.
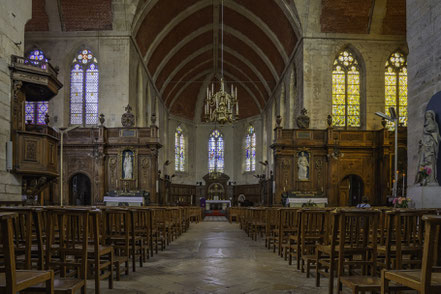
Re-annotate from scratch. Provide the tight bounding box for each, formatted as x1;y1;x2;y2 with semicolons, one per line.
273;128;403;206
24;139;38;162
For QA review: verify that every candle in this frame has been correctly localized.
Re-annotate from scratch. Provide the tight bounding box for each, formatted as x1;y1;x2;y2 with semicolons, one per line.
403;173;406;197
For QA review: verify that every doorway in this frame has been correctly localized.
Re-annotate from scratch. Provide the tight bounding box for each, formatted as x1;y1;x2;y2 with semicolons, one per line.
70;173;91;205
339;175;364;206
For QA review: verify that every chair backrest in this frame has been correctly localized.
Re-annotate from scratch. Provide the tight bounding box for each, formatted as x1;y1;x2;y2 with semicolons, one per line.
0;212;19;290
102;208;130;257
45;208;89;279
0;207;45;270
384;209;437;269
299;209;328;255
420;215;441;292
331;208;380;276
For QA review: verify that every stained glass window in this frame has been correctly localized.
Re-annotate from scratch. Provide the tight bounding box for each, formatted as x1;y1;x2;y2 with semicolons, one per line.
175;126;185;171
26;49;48;69
208;129;224;173
70;49;99;125
25;101;48;125
245;125;256;172
332;50;361;128
385;51;407;129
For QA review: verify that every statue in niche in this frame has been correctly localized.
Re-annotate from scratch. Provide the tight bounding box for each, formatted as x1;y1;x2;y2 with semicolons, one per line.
297;151;310;181
122;150;134;180
416;110;441;185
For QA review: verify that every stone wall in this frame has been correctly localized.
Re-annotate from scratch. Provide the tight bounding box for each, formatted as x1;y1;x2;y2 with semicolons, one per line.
407;0;441;206
0;0;32;201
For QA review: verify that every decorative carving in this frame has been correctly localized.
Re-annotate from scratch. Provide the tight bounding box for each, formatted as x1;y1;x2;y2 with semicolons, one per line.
24;140;37;161
276;115;282;127
99;113;105;125
121;105;135;127
44;113;50;124
327;115;332;127
296;108;310;129
416;110;440;185
151;113;157;125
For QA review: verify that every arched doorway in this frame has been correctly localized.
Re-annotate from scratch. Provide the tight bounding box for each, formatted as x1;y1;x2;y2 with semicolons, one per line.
70;173;91;205
339;175;364;206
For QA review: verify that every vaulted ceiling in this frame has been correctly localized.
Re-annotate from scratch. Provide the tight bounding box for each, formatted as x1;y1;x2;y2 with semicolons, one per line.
133;0;299;120
25;0;406;121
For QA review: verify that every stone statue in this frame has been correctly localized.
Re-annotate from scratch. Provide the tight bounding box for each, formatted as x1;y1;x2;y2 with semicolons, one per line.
416;110;441;185
298;151;309;180
296;108;310;129
123;152;133;179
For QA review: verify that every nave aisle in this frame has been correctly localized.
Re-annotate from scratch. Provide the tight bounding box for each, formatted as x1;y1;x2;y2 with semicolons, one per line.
88;219;330;293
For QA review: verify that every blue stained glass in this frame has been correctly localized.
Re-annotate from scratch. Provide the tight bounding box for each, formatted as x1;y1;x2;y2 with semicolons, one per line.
26;49;48;69
25;102;35;123
70;49;99;125
25;101;48;125
175;126;185;171
245;126;256;171
208;130;224;173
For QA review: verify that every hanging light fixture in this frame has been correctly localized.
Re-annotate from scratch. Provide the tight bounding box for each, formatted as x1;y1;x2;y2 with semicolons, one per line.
204;0;239;124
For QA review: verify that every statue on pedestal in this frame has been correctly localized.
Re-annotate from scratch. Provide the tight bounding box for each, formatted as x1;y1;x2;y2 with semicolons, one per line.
416;110;441;186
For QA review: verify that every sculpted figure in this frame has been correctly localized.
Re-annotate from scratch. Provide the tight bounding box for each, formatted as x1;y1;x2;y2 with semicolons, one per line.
298;152;309;180
416;110;441;185
123;152;133;179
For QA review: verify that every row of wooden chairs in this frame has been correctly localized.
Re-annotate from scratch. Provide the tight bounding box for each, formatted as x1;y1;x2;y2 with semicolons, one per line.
0;205;203;294
235;206;441;294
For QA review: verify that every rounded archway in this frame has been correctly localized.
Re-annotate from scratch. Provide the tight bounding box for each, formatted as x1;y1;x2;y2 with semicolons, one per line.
70;173;91;206
338;174;364;206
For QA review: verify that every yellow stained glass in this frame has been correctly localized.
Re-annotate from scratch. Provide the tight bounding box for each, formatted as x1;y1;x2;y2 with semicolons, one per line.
332;50;360;127
385;51;407;129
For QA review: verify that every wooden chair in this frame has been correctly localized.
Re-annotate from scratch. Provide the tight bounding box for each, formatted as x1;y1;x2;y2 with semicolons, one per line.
38;208;88;294
381;214;441;294
249;208;266;241
102;208;130;280
315;208;380;294
297;209;328;275
378;209;436;270
87;209;114;294
265;208;281;250
278;208;300;258
0;212;54;294
0;207;45;270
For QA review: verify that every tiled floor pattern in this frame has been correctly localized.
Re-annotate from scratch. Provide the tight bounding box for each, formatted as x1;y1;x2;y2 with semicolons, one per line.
87;221;334;294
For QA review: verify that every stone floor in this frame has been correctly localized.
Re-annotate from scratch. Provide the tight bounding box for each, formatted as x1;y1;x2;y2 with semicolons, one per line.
87;218;333;294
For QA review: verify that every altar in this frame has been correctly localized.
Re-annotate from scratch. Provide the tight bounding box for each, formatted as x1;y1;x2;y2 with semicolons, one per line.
286;197;328;207
206;200;231;210
103;190;149;206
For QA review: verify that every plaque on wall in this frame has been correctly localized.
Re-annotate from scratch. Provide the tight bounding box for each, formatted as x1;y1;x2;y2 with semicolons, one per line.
120;129;136;137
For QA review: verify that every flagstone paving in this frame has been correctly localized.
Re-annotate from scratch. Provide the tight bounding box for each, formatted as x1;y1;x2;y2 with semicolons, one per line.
88;218;333;294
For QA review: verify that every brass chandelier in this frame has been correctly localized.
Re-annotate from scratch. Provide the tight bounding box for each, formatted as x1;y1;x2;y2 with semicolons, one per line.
204;0;239;124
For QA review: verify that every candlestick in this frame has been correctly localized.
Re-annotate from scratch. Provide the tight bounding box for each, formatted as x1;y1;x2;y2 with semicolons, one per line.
402;173;406;197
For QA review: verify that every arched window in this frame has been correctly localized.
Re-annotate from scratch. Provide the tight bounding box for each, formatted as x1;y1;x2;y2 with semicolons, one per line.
208;129;224;173
25;49;49;124
332;49;361;128
70;49;99;125
245;125;256;172
385;51;407;128
175;126;185;172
